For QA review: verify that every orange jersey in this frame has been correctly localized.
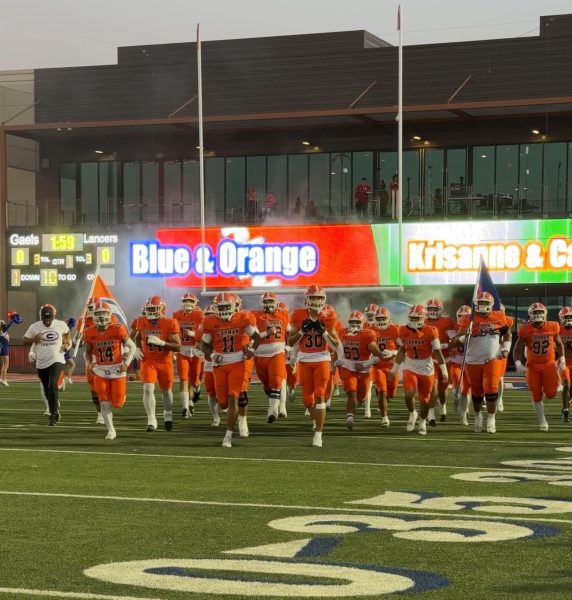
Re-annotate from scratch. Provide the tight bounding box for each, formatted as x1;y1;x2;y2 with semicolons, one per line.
505;315;515;330
253;309;289;357
559;324;572;364
291;307;337;362
374;324;400;367
518;321;560;365
173;308;204;348
398;324;439;361
447;323;467;364
427;316;456;358
137;316;180;361
339;327;377;363
202;311;257;364
84;323;129;378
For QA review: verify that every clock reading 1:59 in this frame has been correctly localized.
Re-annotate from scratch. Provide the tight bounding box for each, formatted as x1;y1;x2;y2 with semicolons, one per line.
41;233;84;252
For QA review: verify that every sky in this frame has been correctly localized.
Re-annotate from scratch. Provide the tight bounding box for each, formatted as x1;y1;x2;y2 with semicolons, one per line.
1;0;571;71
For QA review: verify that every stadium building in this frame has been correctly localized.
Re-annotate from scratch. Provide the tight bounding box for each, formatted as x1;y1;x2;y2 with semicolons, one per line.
1;12;572;324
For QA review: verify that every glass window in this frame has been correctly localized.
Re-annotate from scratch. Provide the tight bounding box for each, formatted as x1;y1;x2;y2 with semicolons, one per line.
568;143;572;213
60;163;77;226
445;148;467;216
164;160;182;223
472;145;494;195
518;144;542;217
288;154;308;219
544;142;567;214
424;149;444;217
495;145;518;215
267;155;287;219
98;161;118;226
246;156;266;222
183;160;200;223
205;157;224;224
309;153;330;220
123;162;141;224
403;150;420;212
330;152;351;219
225;156;245;221
142;161;159;223
80;162;98;225
378;151;396;218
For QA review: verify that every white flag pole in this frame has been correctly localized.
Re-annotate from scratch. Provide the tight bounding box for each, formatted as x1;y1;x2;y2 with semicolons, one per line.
397;5;404;287
72;263;101;358
197;23;207;296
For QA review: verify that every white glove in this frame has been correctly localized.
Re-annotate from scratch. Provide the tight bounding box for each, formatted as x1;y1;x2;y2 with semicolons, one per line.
439;363;449;384
515;360;526;375
558;356;567;373
134;348;144;360
147;334;165;347
184;329;195;338
28;351;37;363
381;349;396;359
211;352;223;364
193;349;205;360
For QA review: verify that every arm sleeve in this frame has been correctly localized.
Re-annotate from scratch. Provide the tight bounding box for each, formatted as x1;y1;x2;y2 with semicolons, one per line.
201;332;212;344
431;338;442;350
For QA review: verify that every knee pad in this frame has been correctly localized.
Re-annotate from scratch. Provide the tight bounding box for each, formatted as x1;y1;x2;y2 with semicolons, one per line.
238;392;249;407
472;395;484;406
485;393;498;403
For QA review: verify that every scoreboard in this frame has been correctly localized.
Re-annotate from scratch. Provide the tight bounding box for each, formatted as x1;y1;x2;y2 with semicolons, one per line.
8;232;120;288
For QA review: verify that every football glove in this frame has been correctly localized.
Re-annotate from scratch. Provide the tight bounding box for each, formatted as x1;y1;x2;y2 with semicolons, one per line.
301;319;314;333
313;320;326;334
147;334;165;347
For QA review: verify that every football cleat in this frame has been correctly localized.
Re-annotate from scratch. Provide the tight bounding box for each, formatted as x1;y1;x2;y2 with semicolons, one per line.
164;420;173;432
345;415;354;430
211;415;221;427
105;430;117;440
182;408;191;419
96;414;105;425
48;414;57;427
486;415;496;434
562;409;570;423
406;410;418;432
146;424;157;432
222;435;232;448
381;416;390;428
312;432;323;448
539;419;549;432
238;418;249;438
418;421;427;436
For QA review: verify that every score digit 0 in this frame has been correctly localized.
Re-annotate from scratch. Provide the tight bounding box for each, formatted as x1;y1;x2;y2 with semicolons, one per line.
97;246;115;265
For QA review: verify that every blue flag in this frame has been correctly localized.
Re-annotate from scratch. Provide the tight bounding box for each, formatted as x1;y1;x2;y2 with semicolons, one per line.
472;257;501;311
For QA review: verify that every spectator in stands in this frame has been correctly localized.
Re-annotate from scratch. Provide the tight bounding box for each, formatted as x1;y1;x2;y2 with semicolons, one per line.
379;180;389;217
290;196;302;219
390;173;399;217
246;185;258;221
354;177;371;218
263;191;278;218
433;188;444;215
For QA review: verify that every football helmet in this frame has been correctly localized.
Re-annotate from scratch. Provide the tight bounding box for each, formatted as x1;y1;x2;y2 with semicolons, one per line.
558;306;572;328
230;293;242;313
347;310;365;333
213;292;235;321
305;284;326;311
260;291;277;313
204;303;217;317
456;305;472;325
407;304;426;330
277;301;289;312
528;302;547;324
86;296;101;317
144;295;165;320
40;303;57;320
425;298;443;320
364;303;379;323
93;301;112;327
375;306;391;330
474;291;494;314
181;292;198;312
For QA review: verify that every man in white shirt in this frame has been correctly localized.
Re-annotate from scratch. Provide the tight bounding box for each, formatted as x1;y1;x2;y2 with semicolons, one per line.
23;304;71;426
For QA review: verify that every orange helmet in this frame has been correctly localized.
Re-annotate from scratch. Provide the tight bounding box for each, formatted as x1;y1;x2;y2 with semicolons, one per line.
213;292;236;320
86;296;101;317
181;292;198;312
364;304;379;323
474;291;494;315
260;291;277;313
375;306;391;329
144;295;165;320
456;305;472;325
277;301;289;312
40;303;57;320
528;302;547;324
230;293;241;313
93;301;112;327
407;304;426;329
347;310;365;333
305;284;326;311
559;306;572;328
425;298;443;320
204;303;217;317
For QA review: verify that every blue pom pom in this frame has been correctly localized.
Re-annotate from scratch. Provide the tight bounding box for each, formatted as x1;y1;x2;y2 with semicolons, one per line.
67;317;77;329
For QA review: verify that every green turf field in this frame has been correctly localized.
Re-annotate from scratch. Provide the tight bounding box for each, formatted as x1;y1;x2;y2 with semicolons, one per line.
0;381;571;599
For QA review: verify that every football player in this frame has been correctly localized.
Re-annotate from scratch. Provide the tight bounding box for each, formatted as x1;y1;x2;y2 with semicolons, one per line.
425;298;456;425
458;292;510;433
362;303;379;418
200;292;260;447
135;296;181;432
288;284;340;447
84;302;136;439
513;303;565;431
372;306;399;427
496;303;514;412
252;292;290;423
447;305;472;425
337;310;382;430
390;304;448;435
558;306;572;422
173;293;205;418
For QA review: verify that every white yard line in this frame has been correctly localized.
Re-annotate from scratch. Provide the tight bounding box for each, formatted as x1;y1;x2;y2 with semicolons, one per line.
1;446;571;472
0;588;161;600
0;488;571;525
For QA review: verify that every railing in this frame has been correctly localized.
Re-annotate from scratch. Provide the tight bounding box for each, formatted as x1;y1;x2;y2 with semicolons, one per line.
7;202;39;226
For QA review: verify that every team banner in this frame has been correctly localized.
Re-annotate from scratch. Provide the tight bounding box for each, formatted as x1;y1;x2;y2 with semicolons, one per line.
126;218;572;288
